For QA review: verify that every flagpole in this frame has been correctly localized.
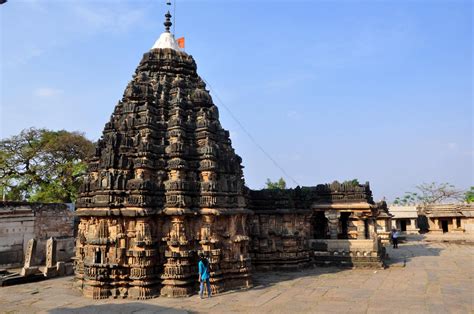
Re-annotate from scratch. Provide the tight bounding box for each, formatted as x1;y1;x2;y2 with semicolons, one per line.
173;0;176;35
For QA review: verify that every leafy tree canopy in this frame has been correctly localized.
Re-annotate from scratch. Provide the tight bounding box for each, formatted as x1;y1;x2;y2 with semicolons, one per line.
342;179;360;186
0;128;94;203
265;177;286;190
393;182;466;206
465;187;474;204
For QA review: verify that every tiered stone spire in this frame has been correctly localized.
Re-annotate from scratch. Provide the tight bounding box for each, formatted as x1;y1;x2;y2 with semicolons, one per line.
74;10;251;299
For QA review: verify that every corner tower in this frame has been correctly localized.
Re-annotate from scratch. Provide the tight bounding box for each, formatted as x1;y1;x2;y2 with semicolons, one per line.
74;11;252;299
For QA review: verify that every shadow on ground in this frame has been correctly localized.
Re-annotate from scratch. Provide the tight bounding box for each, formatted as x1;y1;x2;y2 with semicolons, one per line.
49;303;194;314
385;241;443;267
251;266;342;291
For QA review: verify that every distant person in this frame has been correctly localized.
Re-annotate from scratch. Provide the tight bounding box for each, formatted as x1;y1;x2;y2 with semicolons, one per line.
391;228;400;248
198;253;211;299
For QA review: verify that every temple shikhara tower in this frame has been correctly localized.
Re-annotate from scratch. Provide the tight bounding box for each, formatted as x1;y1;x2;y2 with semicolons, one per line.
75;11;251;299
75;9;390;300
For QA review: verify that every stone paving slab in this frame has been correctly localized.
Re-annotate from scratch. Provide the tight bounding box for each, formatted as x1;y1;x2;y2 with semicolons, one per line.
1;239;473;313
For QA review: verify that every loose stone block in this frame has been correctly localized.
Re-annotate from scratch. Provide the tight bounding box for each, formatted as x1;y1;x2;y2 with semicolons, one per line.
20;238;38;277
43;237;57;277
23;238;36;268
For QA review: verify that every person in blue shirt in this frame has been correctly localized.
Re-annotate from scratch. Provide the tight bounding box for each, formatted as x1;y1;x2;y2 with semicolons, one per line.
198;253;211;298
391;228;400;249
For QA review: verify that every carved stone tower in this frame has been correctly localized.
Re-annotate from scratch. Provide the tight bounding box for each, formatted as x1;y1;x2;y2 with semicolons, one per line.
74;11;252;299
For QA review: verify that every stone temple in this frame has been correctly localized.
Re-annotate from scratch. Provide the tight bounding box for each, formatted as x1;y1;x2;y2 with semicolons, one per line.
74;12;391;299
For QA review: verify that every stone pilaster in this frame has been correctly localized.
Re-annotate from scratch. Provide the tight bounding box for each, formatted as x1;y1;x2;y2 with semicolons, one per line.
20;238;38;277
355;220;367;239
161;216;195;297
43;237;57;277
325;210;340;239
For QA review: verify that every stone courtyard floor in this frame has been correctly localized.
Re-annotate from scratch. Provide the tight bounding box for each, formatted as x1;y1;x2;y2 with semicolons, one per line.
1;236;473;313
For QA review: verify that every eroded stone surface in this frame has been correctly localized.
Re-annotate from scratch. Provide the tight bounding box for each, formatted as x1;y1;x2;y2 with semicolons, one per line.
74;47;252;299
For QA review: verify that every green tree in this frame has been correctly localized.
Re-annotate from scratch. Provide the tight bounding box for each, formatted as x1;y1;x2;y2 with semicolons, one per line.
393;192;419;206
465;187;474;203
342;179;360;186
0;128;94;202
393;182;465;205
265;177;287;190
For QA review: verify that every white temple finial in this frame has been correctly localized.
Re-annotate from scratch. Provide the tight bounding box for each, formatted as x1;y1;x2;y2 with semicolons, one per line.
151;8;181;51
152;32;181;51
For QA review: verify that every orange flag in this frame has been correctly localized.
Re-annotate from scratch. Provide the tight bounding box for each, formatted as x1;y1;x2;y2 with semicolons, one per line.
176;37;185;49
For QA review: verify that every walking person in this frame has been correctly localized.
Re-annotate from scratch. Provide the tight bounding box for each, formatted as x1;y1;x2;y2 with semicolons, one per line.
391;228;400;249
198;253;212;299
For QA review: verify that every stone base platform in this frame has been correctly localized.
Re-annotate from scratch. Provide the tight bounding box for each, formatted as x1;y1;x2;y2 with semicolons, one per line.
309;239;385;268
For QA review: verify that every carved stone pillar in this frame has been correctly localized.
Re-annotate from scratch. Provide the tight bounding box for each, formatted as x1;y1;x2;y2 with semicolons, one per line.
428;218;439;232
20;239;37;277
412;218;418;231
127;218;159;300
161;216;194;297
24;238;36;268
325;210;340;239
353;220;366;239
43;237;58;277
199;215;224;294
367;219;376;239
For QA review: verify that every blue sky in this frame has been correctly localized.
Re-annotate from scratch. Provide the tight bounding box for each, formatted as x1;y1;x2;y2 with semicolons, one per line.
1;0;472;201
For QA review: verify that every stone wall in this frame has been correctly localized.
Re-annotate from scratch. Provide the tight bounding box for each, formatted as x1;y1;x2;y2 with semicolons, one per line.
310;238;384;267
249;210;312;271
246;185;389;270
463;218;474;233
0;204;35;267
0;202;75;268
74;213;252;299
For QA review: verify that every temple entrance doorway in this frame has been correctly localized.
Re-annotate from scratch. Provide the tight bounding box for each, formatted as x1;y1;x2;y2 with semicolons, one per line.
441;220;449;233
400;220;407;232
338;212;350;239
95;250;102;264
312;211;328;239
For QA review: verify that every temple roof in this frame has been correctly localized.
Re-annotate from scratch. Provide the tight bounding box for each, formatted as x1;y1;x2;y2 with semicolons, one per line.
151;32;181;51
151;10;181;51
419;203;474;218
76;14;246;215
388;205;418;219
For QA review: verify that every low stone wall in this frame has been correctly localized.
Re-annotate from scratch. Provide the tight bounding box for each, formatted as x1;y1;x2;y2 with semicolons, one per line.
310;239;378;251
464;218;474;233
309;238;385;268
0;205;35;267
0;202;75;268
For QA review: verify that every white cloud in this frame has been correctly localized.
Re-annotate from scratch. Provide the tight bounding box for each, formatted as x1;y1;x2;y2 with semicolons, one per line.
4;1;150;69
447;142;457;150
72;3;147;34
287;110;301;120
8;47;44;67
34;87;63;98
